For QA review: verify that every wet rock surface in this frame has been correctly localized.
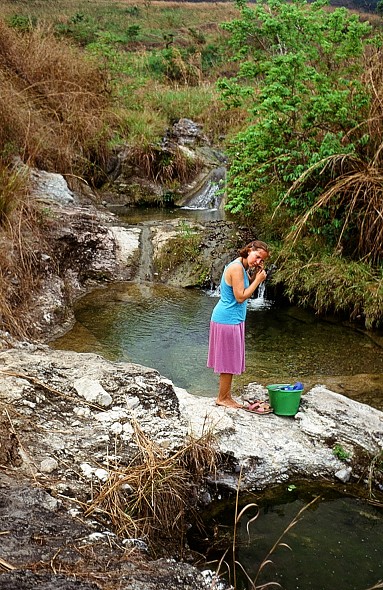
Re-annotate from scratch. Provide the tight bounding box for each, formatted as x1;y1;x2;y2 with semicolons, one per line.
101;118;226;208
152;219;258;288
15;201;141;343
0;346;230;589
0;345;382;590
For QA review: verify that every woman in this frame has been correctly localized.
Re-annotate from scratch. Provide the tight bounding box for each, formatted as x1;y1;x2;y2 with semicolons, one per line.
207;240;270;408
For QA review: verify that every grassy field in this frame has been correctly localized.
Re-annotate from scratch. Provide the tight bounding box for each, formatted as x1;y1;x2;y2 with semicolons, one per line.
0;0;246;144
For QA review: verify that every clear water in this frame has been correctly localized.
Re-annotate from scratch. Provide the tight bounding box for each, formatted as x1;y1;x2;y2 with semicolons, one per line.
106;204;226;224
52;282;383;408
50;230;383;589
199;490;383;590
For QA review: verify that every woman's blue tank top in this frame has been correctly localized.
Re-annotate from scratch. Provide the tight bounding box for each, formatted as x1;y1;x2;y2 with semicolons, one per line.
211;260;250;325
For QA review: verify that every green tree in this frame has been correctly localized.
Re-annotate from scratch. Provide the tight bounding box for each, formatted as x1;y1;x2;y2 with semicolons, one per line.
219;0;373;240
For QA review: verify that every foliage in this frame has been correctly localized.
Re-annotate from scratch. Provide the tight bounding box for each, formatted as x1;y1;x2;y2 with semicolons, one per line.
333;443;352;461
7;13;36;31
219;0;377;242
154;222;203;276
217;0;383;324
272;247;383;328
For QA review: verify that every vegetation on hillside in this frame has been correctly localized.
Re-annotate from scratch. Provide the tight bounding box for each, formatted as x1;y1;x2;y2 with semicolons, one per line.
0;0;382;334
0;14;119;338
219;0;383;328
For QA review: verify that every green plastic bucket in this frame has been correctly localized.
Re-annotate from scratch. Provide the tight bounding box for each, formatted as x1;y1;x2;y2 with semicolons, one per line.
266;383;304;416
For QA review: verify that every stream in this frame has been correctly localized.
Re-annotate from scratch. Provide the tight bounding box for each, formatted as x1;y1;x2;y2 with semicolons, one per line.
52;280;383;408
191;485;383;590
51;204;383;590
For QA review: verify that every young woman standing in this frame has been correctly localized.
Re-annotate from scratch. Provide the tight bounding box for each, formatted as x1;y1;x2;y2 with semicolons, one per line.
207;240;270;408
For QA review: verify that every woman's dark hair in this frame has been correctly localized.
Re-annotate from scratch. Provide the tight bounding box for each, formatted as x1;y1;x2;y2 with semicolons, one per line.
238;240;269;259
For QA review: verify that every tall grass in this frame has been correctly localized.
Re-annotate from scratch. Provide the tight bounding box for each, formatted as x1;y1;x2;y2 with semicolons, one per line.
0;16;120;338
0;163;47;339
0;20;116;183
267;44;383;326
84;420;219;557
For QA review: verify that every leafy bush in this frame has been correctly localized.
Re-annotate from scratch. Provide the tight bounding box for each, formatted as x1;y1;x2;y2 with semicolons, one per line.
7;13;36;31
219;0;376;236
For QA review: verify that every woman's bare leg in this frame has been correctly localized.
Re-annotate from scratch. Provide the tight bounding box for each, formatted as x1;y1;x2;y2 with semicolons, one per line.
216;373;243;408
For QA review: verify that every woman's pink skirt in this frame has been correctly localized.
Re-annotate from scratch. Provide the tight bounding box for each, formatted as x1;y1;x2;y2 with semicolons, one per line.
207;321;245;375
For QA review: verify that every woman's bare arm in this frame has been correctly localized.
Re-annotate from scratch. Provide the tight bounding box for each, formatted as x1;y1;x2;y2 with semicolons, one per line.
226;263;267;303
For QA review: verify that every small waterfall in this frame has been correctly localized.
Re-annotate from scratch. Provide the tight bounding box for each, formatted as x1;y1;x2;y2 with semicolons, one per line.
181;166;226;210
248;281;273;310
136;224;154;283
206;279;273;310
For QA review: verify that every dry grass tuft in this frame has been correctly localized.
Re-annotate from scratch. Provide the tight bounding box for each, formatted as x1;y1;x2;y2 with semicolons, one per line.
0;162;49;339
0;19;115;183
126;144;204;187
0;17;120;338
85;420;218;556
283;154;383;264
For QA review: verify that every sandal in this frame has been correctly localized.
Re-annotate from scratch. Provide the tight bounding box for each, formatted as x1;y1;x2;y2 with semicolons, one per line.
245;400;273;414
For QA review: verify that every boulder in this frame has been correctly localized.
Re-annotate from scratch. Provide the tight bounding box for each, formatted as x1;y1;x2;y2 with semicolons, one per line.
0;345;381;589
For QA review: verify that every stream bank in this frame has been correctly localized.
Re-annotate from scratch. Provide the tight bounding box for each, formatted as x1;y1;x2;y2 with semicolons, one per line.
0;147;382;589
0;344;382;589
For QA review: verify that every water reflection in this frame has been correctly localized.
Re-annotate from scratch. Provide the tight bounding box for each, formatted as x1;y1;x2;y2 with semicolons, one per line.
195;489;383;590
52;282;383;408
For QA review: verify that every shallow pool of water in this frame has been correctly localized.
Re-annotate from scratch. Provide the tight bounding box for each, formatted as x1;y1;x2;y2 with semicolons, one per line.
194;488;383;590
52;282;383;408
107;204;226;224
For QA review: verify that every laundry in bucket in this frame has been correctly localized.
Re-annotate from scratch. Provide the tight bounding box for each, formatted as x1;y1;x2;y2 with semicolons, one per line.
280;382;303;391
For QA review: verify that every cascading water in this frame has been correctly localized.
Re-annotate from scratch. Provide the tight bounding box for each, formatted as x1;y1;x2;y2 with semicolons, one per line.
207;280;273;310
136;223;154;283
180;166;226;211
248;279;274;310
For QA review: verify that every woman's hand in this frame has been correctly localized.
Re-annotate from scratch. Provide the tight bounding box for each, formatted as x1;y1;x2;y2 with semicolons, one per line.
248;263;266;284
231;263;267;303
255;266;267;283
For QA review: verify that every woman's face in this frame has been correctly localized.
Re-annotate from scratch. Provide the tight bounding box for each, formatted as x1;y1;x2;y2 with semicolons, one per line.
247;248;269;269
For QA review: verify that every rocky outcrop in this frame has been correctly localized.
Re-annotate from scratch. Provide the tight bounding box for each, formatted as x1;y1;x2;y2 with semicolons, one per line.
100;118;226;208
0;344;231;589
24;203;141;340
1;345;382;495
177;383;383;490
10;166;143;341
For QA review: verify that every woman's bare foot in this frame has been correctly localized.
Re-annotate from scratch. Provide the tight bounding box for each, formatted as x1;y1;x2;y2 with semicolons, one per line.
215;398;243;409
